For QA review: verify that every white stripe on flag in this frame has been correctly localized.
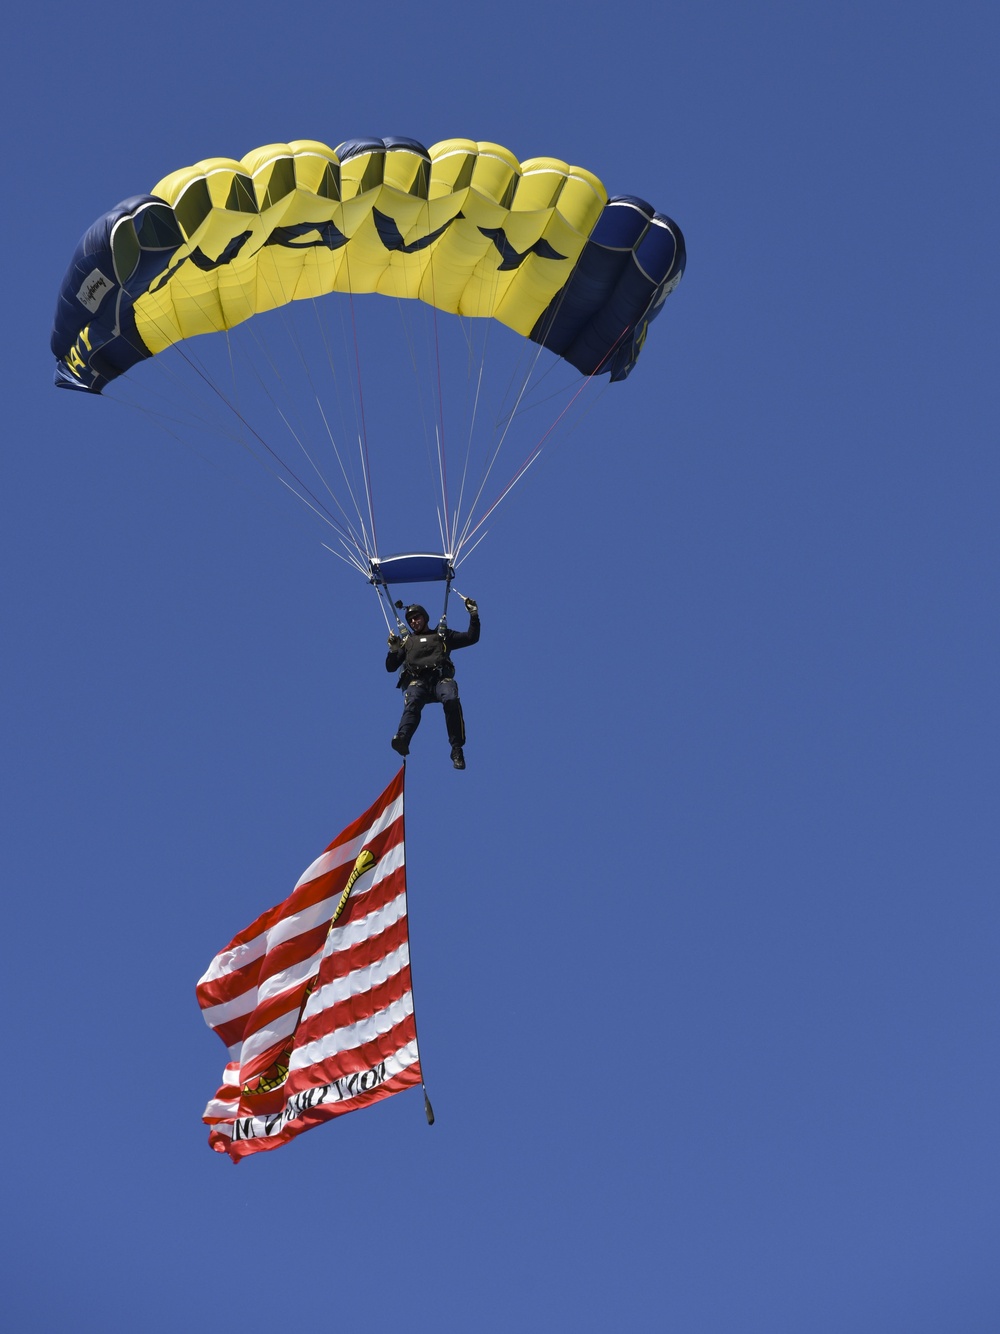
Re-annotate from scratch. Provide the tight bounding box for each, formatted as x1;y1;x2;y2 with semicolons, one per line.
198;934;268;987
254;948;323;1005
290;992;415;1072
232;1009;301;1066
204;1094;240;1119
293;796;404;889
200;985;260;1030
302;943;410;1022
325;890;408;956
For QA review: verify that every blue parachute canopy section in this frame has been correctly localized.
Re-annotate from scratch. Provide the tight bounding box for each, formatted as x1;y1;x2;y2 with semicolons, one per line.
369;554;455;586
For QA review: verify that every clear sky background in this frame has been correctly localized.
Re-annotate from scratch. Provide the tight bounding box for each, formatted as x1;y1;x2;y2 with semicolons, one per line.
4;3;998;1330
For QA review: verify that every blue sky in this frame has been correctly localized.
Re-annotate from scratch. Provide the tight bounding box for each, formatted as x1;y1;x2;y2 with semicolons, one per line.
4;3;998;1330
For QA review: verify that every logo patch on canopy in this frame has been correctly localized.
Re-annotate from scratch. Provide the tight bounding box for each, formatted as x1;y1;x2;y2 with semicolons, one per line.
76;269;114;313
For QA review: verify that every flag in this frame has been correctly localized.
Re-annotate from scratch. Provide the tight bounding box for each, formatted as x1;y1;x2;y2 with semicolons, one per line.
196;768;424;1161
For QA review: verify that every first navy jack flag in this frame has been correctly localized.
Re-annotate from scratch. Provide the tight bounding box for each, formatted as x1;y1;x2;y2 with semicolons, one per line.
197;768;427;1160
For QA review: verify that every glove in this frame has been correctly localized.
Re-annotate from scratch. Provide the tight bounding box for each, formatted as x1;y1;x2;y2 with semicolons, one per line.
464;597;478;614
388;633;402;649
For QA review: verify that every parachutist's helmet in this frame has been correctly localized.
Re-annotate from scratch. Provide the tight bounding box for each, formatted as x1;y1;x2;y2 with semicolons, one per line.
406;604;429;625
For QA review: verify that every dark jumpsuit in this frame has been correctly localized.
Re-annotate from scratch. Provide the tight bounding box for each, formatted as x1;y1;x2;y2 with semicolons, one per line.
386;613;480;748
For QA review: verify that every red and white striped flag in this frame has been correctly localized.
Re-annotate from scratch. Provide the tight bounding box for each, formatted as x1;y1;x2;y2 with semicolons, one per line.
196;768;424;1161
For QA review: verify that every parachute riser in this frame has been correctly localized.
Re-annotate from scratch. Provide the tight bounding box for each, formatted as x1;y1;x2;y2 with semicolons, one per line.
439;578;452;630
388;572;453;632
369;552;456;631
379;584;408;634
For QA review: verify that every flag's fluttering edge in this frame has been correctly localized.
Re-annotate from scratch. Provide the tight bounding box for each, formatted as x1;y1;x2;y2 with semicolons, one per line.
196;768;421;1161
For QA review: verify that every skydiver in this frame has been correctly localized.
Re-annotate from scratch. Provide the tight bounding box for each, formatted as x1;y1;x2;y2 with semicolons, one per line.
386;599;480;769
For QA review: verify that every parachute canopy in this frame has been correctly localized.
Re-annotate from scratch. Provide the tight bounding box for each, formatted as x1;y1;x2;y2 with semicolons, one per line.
52;135;685;395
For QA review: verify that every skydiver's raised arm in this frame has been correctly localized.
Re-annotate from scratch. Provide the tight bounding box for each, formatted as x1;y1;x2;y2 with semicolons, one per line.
446;598;480;650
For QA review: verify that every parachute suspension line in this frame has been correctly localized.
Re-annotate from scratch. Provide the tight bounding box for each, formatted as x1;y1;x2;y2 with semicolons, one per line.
257;382;372;559
478;260;593;449
394;295;441;519
270;288;359;526
225;322;373;563
296;250;379;566
429;305;452;552
114;281;364;547
109;289;252;442
451;312;493;552
321;541;374;581
371;580;405;634
108;337;357;545
443;259;505;564
453;293;632;562
434;424;450;554
340;245;380;558
456;356;608;558
246;269;376;560
122;368;378;559
452;333;551;561
453;524;492;568
456;325;634;557
151;334;371;546
459;264;506;542
109;347;248;447
312;394;376;558
221;328;370;546
456;344;548;548
105;388;253;479
265;328;374;559
224;326;242;428
422;221;452;554
446;251;554;563
256;243;352;505
440;574;453;627
310;297;381;560
114;289;292;469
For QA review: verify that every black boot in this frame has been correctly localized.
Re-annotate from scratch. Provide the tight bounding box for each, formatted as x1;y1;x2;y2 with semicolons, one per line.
391;734;409;757
451;744;465;770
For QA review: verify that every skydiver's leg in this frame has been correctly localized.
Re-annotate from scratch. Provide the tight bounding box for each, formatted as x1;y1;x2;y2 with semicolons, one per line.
436;679;466;747
394;681;430;753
